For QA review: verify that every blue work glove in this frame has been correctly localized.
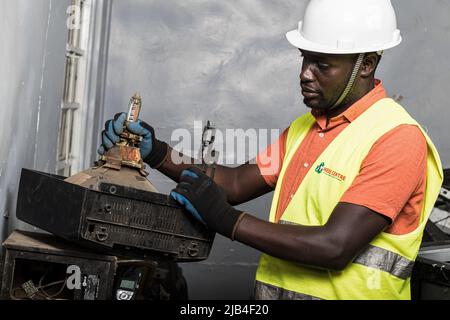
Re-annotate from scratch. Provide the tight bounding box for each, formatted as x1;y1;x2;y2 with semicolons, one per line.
98;112;169;168
170;167;245;239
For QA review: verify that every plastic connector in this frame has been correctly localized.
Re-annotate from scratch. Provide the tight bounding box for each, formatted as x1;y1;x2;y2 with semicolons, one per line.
22;280;39;299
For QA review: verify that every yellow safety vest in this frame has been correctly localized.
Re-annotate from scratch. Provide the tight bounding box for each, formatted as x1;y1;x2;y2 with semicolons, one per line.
255;98;443;300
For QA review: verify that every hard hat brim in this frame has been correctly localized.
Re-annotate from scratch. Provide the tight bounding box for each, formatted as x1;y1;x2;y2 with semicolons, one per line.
286;29;402;54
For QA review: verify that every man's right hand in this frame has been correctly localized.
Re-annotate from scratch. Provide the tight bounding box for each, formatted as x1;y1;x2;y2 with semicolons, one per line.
98;112;169;168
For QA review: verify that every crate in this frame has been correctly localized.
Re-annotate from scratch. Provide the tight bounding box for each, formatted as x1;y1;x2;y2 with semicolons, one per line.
411;243;450;300
16;169;215;262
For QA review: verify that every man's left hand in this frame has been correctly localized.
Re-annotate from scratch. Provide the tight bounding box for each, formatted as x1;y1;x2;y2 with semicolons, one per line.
170;166;245;239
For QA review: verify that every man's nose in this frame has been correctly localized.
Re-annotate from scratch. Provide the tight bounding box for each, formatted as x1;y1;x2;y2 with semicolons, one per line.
300;63;314;83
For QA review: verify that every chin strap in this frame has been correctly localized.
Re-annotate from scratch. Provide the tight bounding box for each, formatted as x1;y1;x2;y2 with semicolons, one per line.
331;53;365;109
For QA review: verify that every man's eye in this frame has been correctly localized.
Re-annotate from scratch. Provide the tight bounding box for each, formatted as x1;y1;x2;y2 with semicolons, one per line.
317;62;329;70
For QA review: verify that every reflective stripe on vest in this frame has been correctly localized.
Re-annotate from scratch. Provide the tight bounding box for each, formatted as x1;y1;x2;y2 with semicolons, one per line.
255;98;443;300
277;220;415;280
255;281;323;300
353;245;414;280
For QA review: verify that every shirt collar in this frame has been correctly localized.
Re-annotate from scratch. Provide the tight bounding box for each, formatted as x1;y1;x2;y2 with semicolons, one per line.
312;79;387;130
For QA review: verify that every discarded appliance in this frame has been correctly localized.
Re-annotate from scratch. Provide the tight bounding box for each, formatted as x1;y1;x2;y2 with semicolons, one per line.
1;230;187;300
412;168;450;300
412;243;450;300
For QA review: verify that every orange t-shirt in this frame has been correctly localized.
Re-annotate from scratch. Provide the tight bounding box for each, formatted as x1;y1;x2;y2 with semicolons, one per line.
257;80;427;235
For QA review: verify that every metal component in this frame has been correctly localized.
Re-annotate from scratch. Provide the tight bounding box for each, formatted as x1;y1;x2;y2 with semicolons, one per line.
197;120;218;180
127;92;142;123
412;244;450;300
443;168;450;189
424;219;450;243
102;145;143;170
202;120;218;165
21;280;38;299
418;244;450;262
95;93;148;177
440;187;450;202
99;145;148;177
116;92;144;147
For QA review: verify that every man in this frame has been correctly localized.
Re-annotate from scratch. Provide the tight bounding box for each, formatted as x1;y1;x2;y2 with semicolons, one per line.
99;0;443;299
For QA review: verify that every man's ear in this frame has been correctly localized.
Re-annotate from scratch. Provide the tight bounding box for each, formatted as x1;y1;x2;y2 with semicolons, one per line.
360;53;380;78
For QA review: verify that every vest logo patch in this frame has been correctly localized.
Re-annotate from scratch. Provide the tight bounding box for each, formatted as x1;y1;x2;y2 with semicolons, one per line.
315;162;346;182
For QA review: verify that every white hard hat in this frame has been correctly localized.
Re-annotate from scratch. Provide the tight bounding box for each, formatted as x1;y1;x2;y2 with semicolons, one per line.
286;0;402;54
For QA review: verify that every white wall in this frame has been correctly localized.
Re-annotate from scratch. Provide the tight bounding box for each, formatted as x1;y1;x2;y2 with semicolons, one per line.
0;0;70;241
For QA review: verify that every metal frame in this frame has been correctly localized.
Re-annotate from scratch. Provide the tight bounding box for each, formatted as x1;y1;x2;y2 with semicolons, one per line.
57;0;112;176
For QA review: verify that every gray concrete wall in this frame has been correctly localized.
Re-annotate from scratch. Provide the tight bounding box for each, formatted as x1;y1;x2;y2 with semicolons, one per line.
0;0;70;242
380;0;450;167
102;0;449;299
